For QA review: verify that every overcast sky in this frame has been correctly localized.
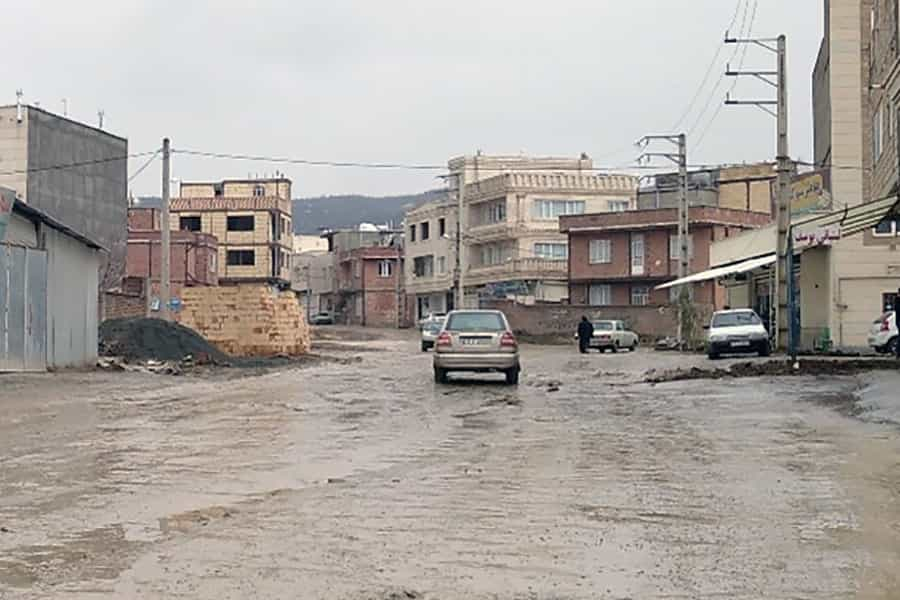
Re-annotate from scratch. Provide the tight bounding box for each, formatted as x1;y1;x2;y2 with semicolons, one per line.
1;0;822;198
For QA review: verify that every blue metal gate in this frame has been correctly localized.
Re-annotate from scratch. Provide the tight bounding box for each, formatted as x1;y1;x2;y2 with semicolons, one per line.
0;245;48;371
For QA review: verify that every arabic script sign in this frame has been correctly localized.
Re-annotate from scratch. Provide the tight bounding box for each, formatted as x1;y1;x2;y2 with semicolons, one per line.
791;172;832;215
793;224;841;247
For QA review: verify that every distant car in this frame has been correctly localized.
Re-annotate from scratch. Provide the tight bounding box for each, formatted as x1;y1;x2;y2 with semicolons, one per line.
706;309;770;359
418;312;447;328
309;311;335;326
868;311;897;354
420;317;445;352
575;320;638;352
433;310;521;385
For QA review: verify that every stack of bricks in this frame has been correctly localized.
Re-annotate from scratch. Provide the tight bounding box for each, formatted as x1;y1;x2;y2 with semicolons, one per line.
177;284;310;357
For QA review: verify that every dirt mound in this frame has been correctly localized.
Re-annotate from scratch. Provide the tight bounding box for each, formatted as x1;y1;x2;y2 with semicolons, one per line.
99;318;228;363
645;358;899;384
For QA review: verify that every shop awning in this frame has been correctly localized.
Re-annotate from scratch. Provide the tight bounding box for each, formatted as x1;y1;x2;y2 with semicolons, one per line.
655;254;776;290
792;194;900;238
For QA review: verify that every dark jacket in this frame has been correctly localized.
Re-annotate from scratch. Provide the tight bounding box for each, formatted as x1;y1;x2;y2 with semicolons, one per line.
577;320;594;340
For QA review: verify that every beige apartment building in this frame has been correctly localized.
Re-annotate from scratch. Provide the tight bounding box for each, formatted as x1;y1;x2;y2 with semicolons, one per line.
404;154;638;317
171;178;293;286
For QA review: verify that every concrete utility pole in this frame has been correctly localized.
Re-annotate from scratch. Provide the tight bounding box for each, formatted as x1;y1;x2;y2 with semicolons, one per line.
638;134;690;344
725;33;790;350
160;138;172;321
456;170;467;310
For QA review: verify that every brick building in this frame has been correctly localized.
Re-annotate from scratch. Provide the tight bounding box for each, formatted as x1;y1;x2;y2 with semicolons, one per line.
171;178;293;286
125;207;218;302
560;207;772;309
335;245;403;328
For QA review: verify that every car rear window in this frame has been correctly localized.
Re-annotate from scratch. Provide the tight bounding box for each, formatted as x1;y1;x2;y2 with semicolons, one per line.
593;322;614;331
712;312;761;328
424;321;443;332
445;312;505;332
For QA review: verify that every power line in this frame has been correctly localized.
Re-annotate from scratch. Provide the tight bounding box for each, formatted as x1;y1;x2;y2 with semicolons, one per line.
128;150;161;182
670;0;746;132
173;149;446;171
0;150;159;177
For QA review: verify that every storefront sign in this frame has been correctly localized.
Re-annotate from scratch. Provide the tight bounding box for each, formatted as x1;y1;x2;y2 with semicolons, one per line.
791;172;832;215
793;224;841;247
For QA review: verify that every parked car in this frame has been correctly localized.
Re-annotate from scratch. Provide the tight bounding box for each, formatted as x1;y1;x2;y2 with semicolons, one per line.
433;310;521;385
418;312;447;328
706;308;770;359
575;320;638;352
868;311;898;354
420;317;445;352
309;311;335;326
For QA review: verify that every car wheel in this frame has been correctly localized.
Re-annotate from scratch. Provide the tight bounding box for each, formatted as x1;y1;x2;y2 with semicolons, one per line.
421;342;428;352
759;342;771;357
629;340;638;352
505;368;520;385
708;351;719;360
612;342;620;353
434;368;448;384
888;337;899;356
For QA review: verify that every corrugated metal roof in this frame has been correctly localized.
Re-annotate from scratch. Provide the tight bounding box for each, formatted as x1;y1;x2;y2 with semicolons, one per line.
12;199;105;250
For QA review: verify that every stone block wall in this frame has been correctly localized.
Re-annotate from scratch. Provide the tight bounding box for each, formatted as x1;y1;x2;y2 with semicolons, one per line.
178;284;310;357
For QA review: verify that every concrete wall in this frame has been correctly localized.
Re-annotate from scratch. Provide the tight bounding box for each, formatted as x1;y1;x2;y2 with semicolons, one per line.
44;226;101;368
0;108;29;205
180;179;291;200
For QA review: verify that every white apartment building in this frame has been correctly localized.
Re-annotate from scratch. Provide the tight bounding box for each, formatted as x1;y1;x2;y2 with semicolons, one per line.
404;154;638;318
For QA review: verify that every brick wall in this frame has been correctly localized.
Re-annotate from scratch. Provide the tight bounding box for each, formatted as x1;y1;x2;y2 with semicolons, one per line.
102;277;148;321
128;207;159;230
483;299;714;341
177;284;310;357
126;231;218;288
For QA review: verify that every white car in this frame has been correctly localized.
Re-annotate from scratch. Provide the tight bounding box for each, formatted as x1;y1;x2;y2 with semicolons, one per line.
706;309;771;359
576;320;639;352
867;311;897;355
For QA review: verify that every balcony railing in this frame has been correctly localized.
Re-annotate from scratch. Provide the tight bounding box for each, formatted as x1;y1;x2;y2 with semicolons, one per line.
468;257;567;282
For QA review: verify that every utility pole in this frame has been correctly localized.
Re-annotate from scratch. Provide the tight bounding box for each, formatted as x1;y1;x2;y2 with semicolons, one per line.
638;134;689;345
456;169;467;310
725;33;790;351
160;138;172;321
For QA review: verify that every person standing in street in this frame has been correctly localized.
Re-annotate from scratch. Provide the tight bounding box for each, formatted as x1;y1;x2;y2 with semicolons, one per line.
577;316;594;354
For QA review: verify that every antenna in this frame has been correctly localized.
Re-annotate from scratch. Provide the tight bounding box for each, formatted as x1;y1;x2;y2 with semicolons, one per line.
15;89;24;122
62;98;68;117
97;109;105;129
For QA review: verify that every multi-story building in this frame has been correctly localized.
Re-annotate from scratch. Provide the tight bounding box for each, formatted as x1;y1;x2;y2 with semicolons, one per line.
291;250;334;317
637;163;776;214
0;103;128;288
403;153;638;315
170;178;293;286
561;207;771;312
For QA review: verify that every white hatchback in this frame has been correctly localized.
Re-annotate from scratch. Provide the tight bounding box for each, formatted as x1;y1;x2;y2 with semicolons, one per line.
867;311;897;355
706;309;771;359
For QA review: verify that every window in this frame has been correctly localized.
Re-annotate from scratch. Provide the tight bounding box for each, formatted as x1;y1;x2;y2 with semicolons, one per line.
589;284;612;306
874;104;884;160
438;218;446;237
226;250;255;266
589;239;611;264
377;260;393;278
179;216;201;231
712;311;762;328
534;242;568;261
480;243;506;266
253;184;265;197
421;221;430;240
227;215;254;231
437;255;447;274
884;293;898;312
668;234;695;260
532;199;586;219
213;183;224;197
409;224;417;242
631;285;650;306
608;200;630;213
413;256;434;277
481;201;507;225
445;312;505;332
631;234;645;275
873;217;899;236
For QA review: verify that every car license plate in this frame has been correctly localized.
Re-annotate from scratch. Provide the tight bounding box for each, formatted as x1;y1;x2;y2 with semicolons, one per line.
461;338;488;346
731;341;750;347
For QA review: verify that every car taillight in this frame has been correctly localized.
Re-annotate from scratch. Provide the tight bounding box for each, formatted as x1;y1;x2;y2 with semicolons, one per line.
436;332;452;347
500;331;517;348
882;319;891;332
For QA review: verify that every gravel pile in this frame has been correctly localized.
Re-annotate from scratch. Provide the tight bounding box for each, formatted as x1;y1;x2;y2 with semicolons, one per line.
99;318;228;363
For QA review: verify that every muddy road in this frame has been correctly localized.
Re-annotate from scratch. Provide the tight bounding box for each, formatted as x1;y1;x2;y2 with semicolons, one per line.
2;331;900;599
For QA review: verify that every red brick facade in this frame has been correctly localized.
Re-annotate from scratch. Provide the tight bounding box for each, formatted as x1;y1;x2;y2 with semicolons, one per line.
561;207;771;310
126;230;219;293
102;277;150;321
335;246;403;327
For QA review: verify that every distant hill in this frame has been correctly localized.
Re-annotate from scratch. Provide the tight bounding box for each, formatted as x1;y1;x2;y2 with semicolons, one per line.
135;190;444;234
292;190;443;234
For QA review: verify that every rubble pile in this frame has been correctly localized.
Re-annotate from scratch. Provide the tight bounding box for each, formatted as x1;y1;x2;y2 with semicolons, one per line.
99;318;228;364
645;358;899;384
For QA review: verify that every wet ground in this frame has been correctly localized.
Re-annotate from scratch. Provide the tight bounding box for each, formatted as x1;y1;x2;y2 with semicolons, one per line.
2;329;900;599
